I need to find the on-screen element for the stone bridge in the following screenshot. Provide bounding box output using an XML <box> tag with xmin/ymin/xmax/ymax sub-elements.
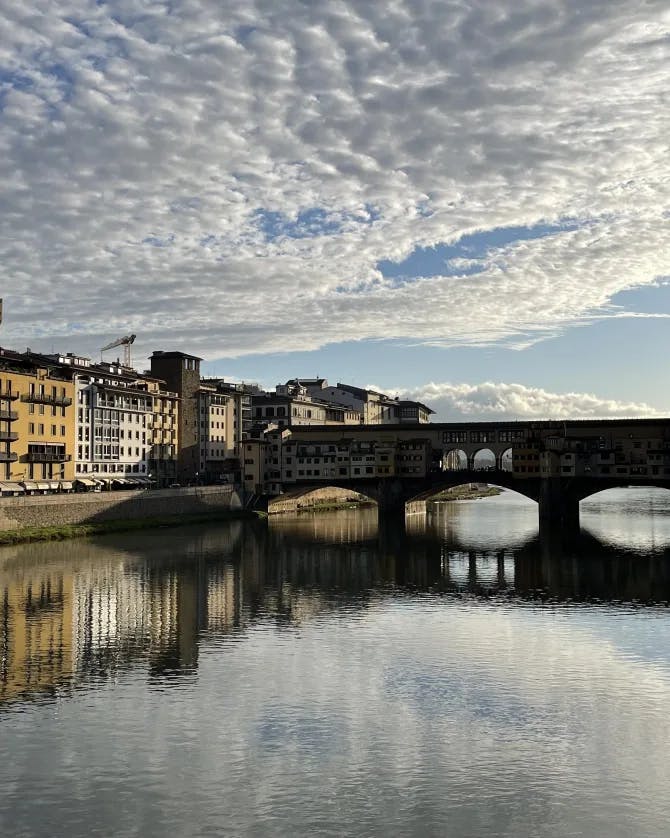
<box><xmin>275</xmin><ymin>469</ymin><xmax>670</xmax><ymax>535</ymax></box>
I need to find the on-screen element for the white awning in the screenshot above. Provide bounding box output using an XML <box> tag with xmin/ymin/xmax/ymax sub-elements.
<box><xmin>35</xmin><ymin>482</ymin><xmax>51</xmax><ymax>490</ymax></box>
<box><xmin>59</xmin><ymin>481</ymin><xmax>74</xmax><ymax>490</ymax></box>
<box><xmin>0</xmin><ymin>481</ymin><xmax>24</xmax><ymax>493</ymax></box>
<box><xmin>21</xmin><ymin>481</ymin><xmax>39</xmax><ymax>490</ymax></box>
<box><xmin>47</xmin><ymin>481</ymin><xmax>60</xmax><ymax>490</ymax></box>
<box><xmin>75</xmin><ymin>478</ymin><xmax>98</xmax><ymax>487</ymax></box>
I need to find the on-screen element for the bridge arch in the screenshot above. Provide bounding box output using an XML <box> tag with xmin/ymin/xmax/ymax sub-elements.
<box><xmin>443</xmin><ymin>448</ymin><xmax>468</xmax><ymax>470</ymax></box>
<box><xmin>406</xmin><ymin>475</ymin><xmax>540</xmax><ymax>514</ymax></box>
<box><xmin>267</xmin><ymin>485</ymin><xmax>377</xmax><ymax>514</ymax></box>
<box><xmin>471</xmin><ymin>448</ymin><xmax>497</xmax><ymax>471</ymax></box>
<box><xmin>501</xmin><ymin>447</ymin><xmax>513</xmax><ymax>472</ymax></box>
<box><xmin>575</xmin><ymin>483</ymin><xmax>670</xmax><ymax>505</ymax></box>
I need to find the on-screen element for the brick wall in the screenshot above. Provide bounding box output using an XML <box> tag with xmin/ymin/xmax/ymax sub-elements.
<box><xmin>0</xmin><ymin>486</ymin><xmax>242</xmax><ymax>531</ymax></box>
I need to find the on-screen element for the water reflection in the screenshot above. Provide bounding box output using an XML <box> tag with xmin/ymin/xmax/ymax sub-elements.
<box><xmin>2</xmin><ymin>493</ymin><xmax>670</xmax><ymax>710</ymax></box>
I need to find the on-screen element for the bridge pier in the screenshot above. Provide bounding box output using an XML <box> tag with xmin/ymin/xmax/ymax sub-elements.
<box><xmin>538</xmin><ymin>477</ymin><xmax>580</xmax><ymax>538</ymax></box>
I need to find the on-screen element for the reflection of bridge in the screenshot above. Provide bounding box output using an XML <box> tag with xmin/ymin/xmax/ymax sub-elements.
<box><xmin>274</xmin><ymin>418</ymin><xmax>670</xmax><ymax>534</ymax></box>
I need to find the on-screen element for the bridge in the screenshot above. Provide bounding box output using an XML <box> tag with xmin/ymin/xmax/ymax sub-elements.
<box><xmin>251</xmin><ymin>417</ymin><xmax>670</xmax><ymax>535</ymax></box>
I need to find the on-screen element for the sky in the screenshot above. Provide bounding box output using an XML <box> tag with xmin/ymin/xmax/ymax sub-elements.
<box><xmin>1</xmin><ymin>0</ymin><xmax>669</xmax><ymax>421</ymax></box>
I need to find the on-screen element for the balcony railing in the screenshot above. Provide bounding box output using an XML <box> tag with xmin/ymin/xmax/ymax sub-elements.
<box><xmin>0</xmin><ymin>431</ymin><xmax>18</xmax><ymax>442</ymax></box>
<box><xmin>0</xmin><ymin>452</ymin><xmax>18</xmax><ymax>462</ymax></box>
<box><xmin>0</xmin><ymin>410</ymin><xmax>18</xmax><ymax>421</ymax></box>
<box><xmin>21</xmin><ymin>393</ymin><xmax>73</xmax><ymax>407</ymax></box>
<box><xmin>26</xmin><ymin>452</ymin><xmax>72</xmax><ymax>462</ymax></box>
<box><xmin>0</xmin><ymin>390</ymin><xmax>19</xmax><ymax>401</ymax></box>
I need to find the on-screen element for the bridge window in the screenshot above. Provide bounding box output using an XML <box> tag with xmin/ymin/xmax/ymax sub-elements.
<box><xmin>470</xmin><ymin>431</ymin><xmax>495</xmax><ymax>443</ymax></box>
<box><xmin>498</xmin><ymin>430</ymin><xmax>525</xmax><ymax>443</ymax></box>
<box><xmin>339</xmin><ymin>467</ymin><xmax>347</xmax><ymax>475</ymax></box>
<box><xmin>443</xmin><ymin>431</ymin><xmax>467</xmax><ymax>443</ymax></box>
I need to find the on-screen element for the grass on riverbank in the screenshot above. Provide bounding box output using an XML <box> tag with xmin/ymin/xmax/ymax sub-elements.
<box><xmin>430</xmin><ymin>486</ymin><xmax>502</xmax><ymax>502</ymax></box>
<box><xmin>280</xmin><ymin>500</ymin><xmax>377</xmax><ymax>515</ymax></box>
<box><xmin>0</xmin><ymin>510</ymin><xmax>258</xmax><ymax>546</ymax></box>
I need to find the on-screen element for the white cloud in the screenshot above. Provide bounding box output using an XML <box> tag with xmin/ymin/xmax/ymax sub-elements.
<box><xmin>395</xmin><ymin>380</ymin><xmax>664</xmax><ymax>421</ymax></box>
<box><xmin>0</xmin><ymin>1</ymin><xmax>669</xmax><ymax>360</ymax></box>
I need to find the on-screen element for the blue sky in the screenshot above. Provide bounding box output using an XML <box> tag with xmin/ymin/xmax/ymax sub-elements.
<box><xmin>1</xmin><ymin>0</ymin><xmax>669</xmax><ymax>420</ymax></box>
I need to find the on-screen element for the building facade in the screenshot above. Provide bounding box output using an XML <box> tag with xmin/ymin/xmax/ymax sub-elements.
<box><xmin>150</xmin><ymin>351</ymin><xmax>202</xmax><ymax>483</ymax></box>
<box><xmin>0</xmin><ymin>349</ymin><xmax>76</xmax><ymax>490</ymax></box>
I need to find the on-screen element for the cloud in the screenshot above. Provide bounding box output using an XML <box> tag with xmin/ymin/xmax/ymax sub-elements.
<box><xmin>394</xmin><ymin>380</ymin><xmax>664</xmax><ymax>421</ymax></box>
<box><xmin>0</xmin><ymin>1</ymin><xmax>669</xmax><ymax>359</ymax></box>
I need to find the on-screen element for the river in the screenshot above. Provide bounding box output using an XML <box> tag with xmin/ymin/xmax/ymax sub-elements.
<box><xmin>2</xmin><ymin>488</ymin><xmax>670</xmax><ymax>837</ymax></box>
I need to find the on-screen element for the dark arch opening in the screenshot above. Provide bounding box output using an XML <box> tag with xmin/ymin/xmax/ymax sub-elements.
<box><xmin>443</xmin><ymin>449</ymin><xmax>468</xmax><ymax>470</ymax></box>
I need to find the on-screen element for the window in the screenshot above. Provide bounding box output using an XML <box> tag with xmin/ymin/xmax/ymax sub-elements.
<box><xmin>470</xmin><ymin>431</ymin><xmax>495</xmax><ymax>443</ymax></box>
<box><xmin>29</xmin><ymin>422</ymin><xmax>35</xmax><ymax>433</ymax></box>
<box><xmin>442</xmin><ymin>431</ymin><xmax>467</xmax><ymax>444</ymax></box>
<box><xmin>61</xmin><ymin>425</ymin><xmax>66</xmax><ymax>436</ymax></box>
<box><xmin>498</xmin><ymin>430</ymin><xmax>525</xmax><ymax>443</ymax></box>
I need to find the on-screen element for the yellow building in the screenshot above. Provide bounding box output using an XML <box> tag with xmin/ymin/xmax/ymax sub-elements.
<box><xmin>0</xmin><ymin>349</ymin><xmax>76</xmax><ymax>488</ymax></box>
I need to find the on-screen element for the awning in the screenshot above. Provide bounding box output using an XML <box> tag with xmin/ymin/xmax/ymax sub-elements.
<box><xmin>21</xmin><ymin>481</ymin><xmax>39</xmax><ymax>490</ymax></box>
<box><xmin>47</xmin><ymin>481</ymin><xmax>60</xmax><ymax>490</ymax></box>
<box><xmin>0</xmin><ymin>481</ymin><xmax>24</xmax><ymax>493</ymax></box>
<box><xmin>75</xmin><ymin>478</ymin><xmax>98</xmax><ymax>487</ymax></box>
<box><xmin>59</xmin><ymin>481</ymin><xmax>73</xmax><ymax>490</ymax></box>
<box><xmin>35</xmin><ymin>482</ymin><xmax>50</xmax><ymax>490</ymax></box>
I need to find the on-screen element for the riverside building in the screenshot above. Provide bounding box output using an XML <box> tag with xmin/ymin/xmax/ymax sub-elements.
<box><xmin>0</xmin><ymin>348</ymin><xmax>75</xmax><ymax>492</ymax></box>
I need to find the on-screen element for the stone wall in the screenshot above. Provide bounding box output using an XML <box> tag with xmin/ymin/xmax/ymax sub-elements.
<box><xmin>0</xmin><ymin>486</ymin><xmax>242</xmax><ymax>532</ymax></box>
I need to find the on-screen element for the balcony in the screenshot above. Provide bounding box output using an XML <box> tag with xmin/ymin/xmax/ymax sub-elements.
<box><xmin>0</xmin><ymin>431</ymin><xmax>18</xmax><ymax>442</ymax></box>
<box><xmin>0</xmin><ymin>410</ymin><xmax>18</xmax><ymax>421</ymax></box>
<box><xmin>26</xmin><ymin>452</ymin><xmax>72</xmax><ymax>463</ymax></box>
<box><xmin>21</xmin><ymin>392</ymin><xmax>73</xmax><ymax>407</ymax></box>
<box><xmin>0</xmin><ymin>452</ymin><xmax>18</xmax><ymax>462</ymax></box>
<box><xmin>0</xmin><ymin>390</ymin><xmax>19</xmax><ymax>400</ymax></box>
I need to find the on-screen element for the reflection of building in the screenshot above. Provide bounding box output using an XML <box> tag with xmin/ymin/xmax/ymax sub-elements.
<box><xmin>0</xmin><ymin>552</ymin><xmax>217</xmax><ymax>704</ymax></box>
<box><xmin>0</xmin><ymin>569</ymin><xmax>75</xmax><ymax>703</ymax></box>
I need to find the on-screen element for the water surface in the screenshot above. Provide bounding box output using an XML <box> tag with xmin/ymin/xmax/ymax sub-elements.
<box><xmin>2</xmin><ymin>489</ymin><xmax>670</xmax><ymax>837</ymax></box>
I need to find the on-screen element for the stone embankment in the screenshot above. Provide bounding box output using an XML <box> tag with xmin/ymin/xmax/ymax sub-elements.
<box><xmin>0</xmin><ymin>486</ymin><xmax>242</xmax><ymax>535</ymax></box>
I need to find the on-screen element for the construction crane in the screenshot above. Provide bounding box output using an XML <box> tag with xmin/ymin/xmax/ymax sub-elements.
<box><xmin>100</xmin><ymin>334</ymin><xmax>136</xmax><ymax>368</ymax></box>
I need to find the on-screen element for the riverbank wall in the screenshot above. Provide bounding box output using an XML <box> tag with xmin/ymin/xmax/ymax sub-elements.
<box><xmin>0</xmin><ymin>486</ymin><xmax>243</xmax><ymax>533</ymax></box>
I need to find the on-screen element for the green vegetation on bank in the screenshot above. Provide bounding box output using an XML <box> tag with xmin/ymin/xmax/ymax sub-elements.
<box><xmin>292</xmin><ymin>500</ymin><xmax>376</xmax><ymax>514</ymax></box>
<box><xmin>430</xmin><ymin>485</ymin><xmax>502</xmax><ymax>502</ymax></box>
<box><xmin>0</xmin><ymin>510</ymin><xmax>258</xmax><ymax>546</ymax></box>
